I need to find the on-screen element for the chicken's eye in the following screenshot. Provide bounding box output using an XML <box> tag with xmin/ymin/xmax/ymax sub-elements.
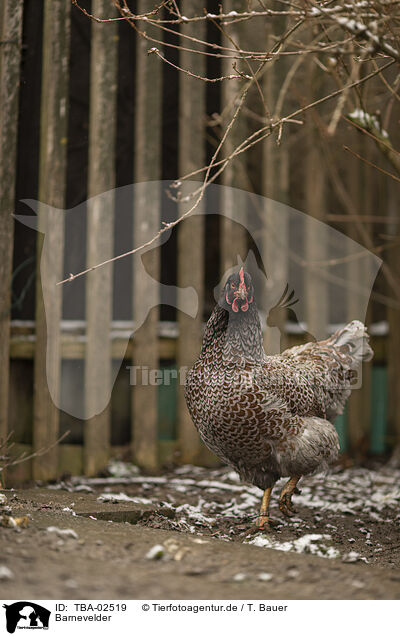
<box><xmin>230</xmin><ymin>283</ymin><xmax>236</xmax><ymax>289</ymax></box>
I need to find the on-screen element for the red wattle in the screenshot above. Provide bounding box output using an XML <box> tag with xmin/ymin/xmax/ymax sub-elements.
<box><xmin>241</xmin><ymin>299</ymin><xmax>249</xmax><ymax>312</ymax></box>
<box><xmin>232</xmin><ymin>298</ymin><xmax>239</xmax><ymax>312</ymax></box>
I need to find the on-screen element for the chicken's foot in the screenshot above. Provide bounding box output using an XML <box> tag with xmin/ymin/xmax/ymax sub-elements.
<box><xmin>254</xmin><ymin>487</ymin><xmax>272</xmax><ymax>530</ymax></box>
<box><xmin>279</xmin><ymin>476</ymin><xmax>300</xmax><ymax>517</ymax></box>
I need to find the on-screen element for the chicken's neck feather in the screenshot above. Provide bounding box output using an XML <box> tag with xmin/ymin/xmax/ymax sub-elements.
<box><xmin>201</xmin><ymin>301</ymin><xmax>266</xmax><ymax>364</ymax></box>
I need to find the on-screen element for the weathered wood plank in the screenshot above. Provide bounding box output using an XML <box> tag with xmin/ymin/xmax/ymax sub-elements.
<box><xmin>176</xmin><ymin>0</ymin><xmax>206</xmax><ymax>464</ymax></box>
<box><xmin>0</xmin><ymin>0</ymin><xmax>23</xmax><ymax>448</ymax></box>
<box><xmin>131</xmin><ymin>1</ymin><xmax>162</xmax><ymax>471</ymax></box>
<box><xmin>10</xmin><ymin>329</ymin><xmax>178</xmax><ymax>360</ymax></box>
<box><xmin>385</xmin><ymin>170</ymin><xmax>400</xmax><ymax>455</ymax></box>
<box><xmin>33</xmin><ymin>0</ymin><xmax>70</xmax><ymax>480</ymax></box>
<box><xmin>84</xmin><ymin>0</ymin><xmax>118</xmax><ymax>476</ymax></box>
<box><xmin>346</xmin><ymin>136</ymin><xmax>372</xmax><ymax>456</ymax></box>
<box><xmin>261</xmin><ymin>16</ymin><xmax>289</xmax><ymax>355</ymax></box>
<box><xmin>304</xmin><ymin>61</ymin><xmax>328</xmax><ymax>340</ymax></box>
<box><xmin>220</xmin><ymin>0</ymin><xmax>248</xmax><ymax>275</ymax></box>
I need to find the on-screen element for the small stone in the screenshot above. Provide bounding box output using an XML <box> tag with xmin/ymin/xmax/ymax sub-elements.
<box><xmin>64</xmin><ymin>578</ymin><xmax>78</xmax><ymax>589</ymax></box>
<box><xmin>145</xmin><ymin>544</ymin><xmax>165</xmax><ymax>560</ymax></box>
<box><xmin>258</xmin><ymin>572</ymin><xmax>273</xmax><ymax>582</ymax></box>
<box><xmin>14</xmin><ymin>516</ymin><xmax>29</xmax><ymax>528</ymax></box>
<box><xmin>0</xmin><ymin>565</ymin><xmax>13</xmax><ymax>580</ymax></box>
<box><xmin>287</xmin><ymin>568</ymin><xmax>300</xmax><ymax>579</ymax></box>
<box><xmin>351</xmin><ymin>579</ymin><xmax>365</xmax><ymax>589</ymax></box>
<box><xmin>1</xmin><ymin>516</ymin><xmax>17</xmax><ymax>528</ymax></box>
<box><xmin>233</xmin><ymin>572</ymin><xmax>247</xmax><ymax>582</ymax></box>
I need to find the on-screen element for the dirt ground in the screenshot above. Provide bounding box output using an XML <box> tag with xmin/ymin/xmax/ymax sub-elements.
<box><xmin>0</xmin><ymin>462</ymin><xmax>399</xmax><ymax>600</ymax></box>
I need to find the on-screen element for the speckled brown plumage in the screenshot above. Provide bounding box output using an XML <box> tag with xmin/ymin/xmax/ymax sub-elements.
<box><xmin>185</xmin><ymin>269</ymin><xmax>373</xmax><ymax>501</ymax></box>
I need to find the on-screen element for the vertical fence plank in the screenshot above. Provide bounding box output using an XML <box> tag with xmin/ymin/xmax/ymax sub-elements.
<box><xmin>33</xmin><ymin>0</ymin><xmax>70</xmax><ymax>480</ymax></box>
<box><xmin>304</xmin><ymin>62</ymin><xmax>328</xmax><ymax>340</ymax></box>
<box><xmin>177</xmin><ymin>0</ymin><xmax>206</xmax><ymax>463</ymax></box>
<box><xmin>0</xmin><ymin>0</ymin><xmax>23</xmax><ymax>449</ymax></box>
<box><xmin>387</xmin><ymin>175</ymin><xmax>400</xmax><ymax>456</ymax></box>
<box><xmin>346</xmin><ymin>137</ymin><xmax>372</xmax><ymax>456</ymax></box>
<box><xmin>261</xmin><ymin>18</ymin><xmax>289</xmax><ymax>355</ymax></box>
<box><xmin>84</xmin><ymin>0</ymin><xmax>118</xmax><ymax>475</ymax></box>
<box><xmin>220</xmin><ymin>0</ymin><xmax>248</xmax><ymax>275</ymax></box>
<box><xmin>131</xmin><ymin>1</ymin><xmax>162</xmax><ymax>471</ymax></box>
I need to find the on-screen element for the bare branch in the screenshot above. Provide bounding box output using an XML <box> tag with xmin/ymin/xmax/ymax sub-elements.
<box><xmin>0</xmin><ymin>430</ymin><xmax>70</xmax><ymax>472</ymax></box>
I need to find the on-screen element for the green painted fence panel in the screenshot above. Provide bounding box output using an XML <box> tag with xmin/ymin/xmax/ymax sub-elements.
<box><xmin>157</xmin><ymin>362</ymin><xmax>178</xmax><ymax>440</ymax></box>
<box><xmin>370</xmin><ymin>365</ymin><xmax>387</xmax><ymax>454</ymax></box>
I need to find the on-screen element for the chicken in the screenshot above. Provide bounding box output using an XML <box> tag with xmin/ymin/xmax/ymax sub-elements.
<box><xmin>185</xmin><ymin>267</ymin><xmax>373</xmax><ymax>529</ymax></box>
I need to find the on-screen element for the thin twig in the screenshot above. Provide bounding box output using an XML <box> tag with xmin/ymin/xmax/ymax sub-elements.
<box><xmin>0</xmin><ymin>431</ymin><xmax>70</xmax><ymax>471</ymax></box>
<box><xmin>57</xmin><ymin>56</ymin><xmax>395</xmax><ymax>286</ymax></box>
<box><xmin>343</xmin><ymin>145</ymin><xmax>400</xmax><ymax>183</ymax></box>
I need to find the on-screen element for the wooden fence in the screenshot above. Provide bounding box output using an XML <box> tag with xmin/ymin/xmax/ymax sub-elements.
<box><xmin>0</xmin><ymin>0</ymin><xmax>398</xmax><ymax>485</ymax></box>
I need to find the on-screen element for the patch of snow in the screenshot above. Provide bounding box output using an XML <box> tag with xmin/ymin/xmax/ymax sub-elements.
<box><xmin>170</xmin><ymin>478</ymin><xmax>197</xmax><ymax>487</ymax></box>
<box><xmin>175</xmin><ymin>500</ymin><xmax>215</xmax><ymax>526</ymax></box>
<box><xmin>197</xmin><ymin>479</ymin><xmax>254</xmax><ymax>493</ymax></box>
<box><xmin>248</xmin><ymin>533</ymin><xmax>340</xmax><ymax>559</ymax></box>
<box><xmin>62</xmin><ymin>507</ymin><xmax>76</xmax><ymax>516</ymax></box>
<box><xmin>223</xmin><ymin>471</ymin><xmax>241</xmax><ymax>482</ymax></box>
<box><xmin>73</xmin><ymin>484</ymin><xmax>94</xmax><ymax>493</ymax></box>
<box><xmin>107</xmin><ymin>460</ymin><xmax>140</xmax><ymax>478</ymax></box>
<box><xmin>174</xmin><ymin>464</ymin><xmax>203</xmax><ymax>475</ymax></box>
<box><xmin>348</xmin><ymin>109</ymin><xmax>389</xmax><ymax>139</ymax></box>
<box><xmin>342</xmin><ymin>551</ymin><xmax>362</xmax><ymax>563</ymax></box>
<box><xmin>97</xmin><ymin>492</ymin><xmax>152</xmax><ymax>504</ymax></box>
<box><xmin>47</xmin><ymin>526</ymin><xmax>78</xmax><ymax>540</ymax></box>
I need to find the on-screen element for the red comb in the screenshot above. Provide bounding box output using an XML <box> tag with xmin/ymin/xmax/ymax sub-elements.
<box><xmin>239</xmin><ymin>267</ymin><xmax>244</xmax><ymax>285</ymax></box>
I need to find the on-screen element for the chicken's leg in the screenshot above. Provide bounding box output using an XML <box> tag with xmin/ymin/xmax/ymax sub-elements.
<box><xmin>255</xmin><ymin>487</ymin><xmax>272</xmax><ymax>530</ymax></box>
<box><xmin>279</xmin><ymin>476</ymin><xmax>300</xmax><ymax>517</ymax></box>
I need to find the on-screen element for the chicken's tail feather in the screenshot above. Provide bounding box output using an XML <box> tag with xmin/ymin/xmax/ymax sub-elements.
<box><xmin>327</xmin><ymin>320</ymin><xmax>373</xmax><ymax>367</ymax></box>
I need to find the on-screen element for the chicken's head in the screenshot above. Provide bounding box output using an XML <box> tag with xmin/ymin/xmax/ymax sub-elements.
<box><xmin>222</xmin><ymin>267</ymin><xmax>254</xmax><ymax>313</ymax></box>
